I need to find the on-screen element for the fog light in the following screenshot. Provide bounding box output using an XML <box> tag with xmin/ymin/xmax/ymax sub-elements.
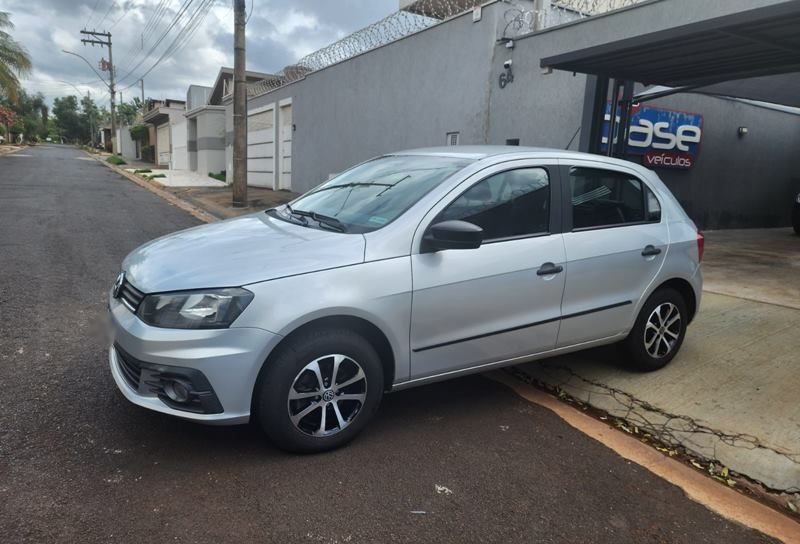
<box><xmin>164</xmin><ymin>380</ymin><xmax>191</xmax><ymax>403</ymax></box>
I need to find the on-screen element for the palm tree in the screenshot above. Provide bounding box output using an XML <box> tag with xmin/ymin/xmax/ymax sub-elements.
<box><xmin>0</xmin><ymin>12</ymin><xmax>31</xmax><ymax>103</ymax></box>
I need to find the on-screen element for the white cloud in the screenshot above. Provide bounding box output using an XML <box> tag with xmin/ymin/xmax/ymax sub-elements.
<box><xmin>6</xmin><ymin>0</ymin><xmax>398</xmax><ymax>105</ymax></box>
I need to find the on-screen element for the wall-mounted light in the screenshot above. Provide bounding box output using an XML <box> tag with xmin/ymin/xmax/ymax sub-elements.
<box><xmin>738</xmin><ymin>127</ymin><xmax>749</xmax><ymax>137</ymax></box>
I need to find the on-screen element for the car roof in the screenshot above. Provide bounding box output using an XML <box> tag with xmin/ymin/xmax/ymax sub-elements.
<box><xmin>389</xmin><ymin>145</ymin><xmax>645</xmax><ymax>171</ymax></box>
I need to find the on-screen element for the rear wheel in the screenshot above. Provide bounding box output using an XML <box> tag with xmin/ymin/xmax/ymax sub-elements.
<box><xmin>255</xmin><ymin>327</ymin><xmax>384</xmax><ymax>453</ymax></box>
<box><xmin>620</xmin><ymin>288</ymin><xmax>687</xmax><ymax>372</ymax></box>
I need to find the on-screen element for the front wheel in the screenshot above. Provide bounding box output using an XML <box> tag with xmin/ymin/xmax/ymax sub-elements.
<box><xmin>620</xmin><ymin>288</ymin><xmax>688</xmax><ymax>372</ymax></box>
<box><xmin>255</xmin><ymin>327</ymin><xmax>384</xmax><ymax>453</ymax></box>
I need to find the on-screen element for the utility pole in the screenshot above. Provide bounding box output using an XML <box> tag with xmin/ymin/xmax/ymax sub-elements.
<box><xmin>140</xmin><ymin>79</ymin><xmax>145</xmax><ymax>111</ymax></box>
<box><xmin>87</xmin><ymin>90</ymin><xmax>94</xmax><ymax>147</ymax></box>
<box><xmin>80</xmin><ymin>29</ymin><xmax>116</xmax><ymax>154</ymax></box>
<box><xmin>232</xmin><ymin>0</ymin><xmax>248</xmax><ymax>207</ymax></box>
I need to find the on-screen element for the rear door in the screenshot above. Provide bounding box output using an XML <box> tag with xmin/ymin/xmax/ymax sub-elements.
<box><xmin>556</xmin><ymin>160</ymin><xmax>668</xmax><ymax>347</ymax></box>
<box><xmin>409</xmin><ymin>160</ymin><xmax>566</xmax><ymax>379</ymax></box>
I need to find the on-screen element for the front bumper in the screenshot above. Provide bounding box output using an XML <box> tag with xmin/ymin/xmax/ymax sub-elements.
<box><xmin>108</xmin><ymin>295</ymin><xmax>281</xmax><ymax>425</ymax></box>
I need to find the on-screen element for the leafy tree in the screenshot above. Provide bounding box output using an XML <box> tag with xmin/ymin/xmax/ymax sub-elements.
<box><xmin>52</xmin><ymin>95</ymin><xmax>84</xmax><ymax>142</ymax></box>
<box><xmin>0</xmin><ymin>104</ymin><xmax>17</xmax><ymax>142</ymax></box>
<box><xmin>0</xmin><ymin>12</ymin><xmax>31</xmax><ymax>102</ymax></box>
<box><xmin>3</xmin><ymin>90</ymin><xmax>48</xmax><ymax>141</ymax></box>
<box><xmin>81</xmin><ymin>94</ymin><xmax>100</xmax><ymax>143</ymax></box>
<box><xmin>116</xmin><ymin>97</ymin><xmax>143</xmax><ymax>126</ymax></box>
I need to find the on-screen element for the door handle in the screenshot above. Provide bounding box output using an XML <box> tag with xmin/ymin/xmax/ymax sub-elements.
<box><xmin>641</xmin><ymin>245</ymin><xmax>662</xmax><ymax>257</ymax></box>
<box><xmin>537</xmin><ymin>262</ymin><xmax>564</xmax><ymax>276</ymax></box>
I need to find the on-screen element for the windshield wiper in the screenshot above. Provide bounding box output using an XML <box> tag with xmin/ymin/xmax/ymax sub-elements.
<box><xmin>268</xmin><ymin>205</ymin><xmax>309</xmax><ymax>227</ymax></box>
<box><xmin>292</xmin><ymin>209</ymin><xmax>348</xmax><ymax>232</ymax></box>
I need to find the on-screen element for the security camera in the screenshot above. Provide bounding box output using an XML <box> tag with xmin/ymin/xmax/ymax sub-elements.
<box><xmin>503</xmin><ymin>59</ymin><xmax>513</xmax><ymax>69</ymax></box>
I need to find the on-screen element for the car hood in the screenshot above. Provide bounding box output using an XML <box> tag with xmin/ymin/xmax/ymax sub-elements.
<box><xmin>122</xmin><ymin>213</ymin><xmax>365</xmax><ymax>293</ymax></box>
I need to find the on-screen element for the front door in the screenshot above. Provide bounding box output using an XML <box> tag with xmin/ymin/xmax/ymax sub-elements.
<box><xmin>556</xmin><ymin>160</ymin><xmax>668</xmax><ymax>347</ymax></box>
<box><xmin>410</xmin><ymin>162</ymin><xmax>566</xmax><ymax>380</ymax></box>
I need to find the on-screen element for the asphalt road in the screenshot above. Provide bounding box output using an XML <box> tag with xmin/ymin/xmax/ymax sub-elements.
<box><xmin>0</xmin><ymin>145</ymin><xmax>777</xmax><ymax>543</ymax></box>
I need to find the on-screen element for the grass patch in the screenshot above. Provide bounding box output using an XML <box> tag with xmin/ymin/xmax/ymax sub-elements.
<box><xmin>209</xmin><ymin>171</ymin><xmax>226</xmax><ymax>182</ymax></box>
<box><xmin>149</xmin><ymin>173</ymin><xmax>166</xmax><ymax>179</ymax></box>
<box><xmin>134</xmin><ymin>168</ymin><xmax>152</xmax><ymax>174</ymax></box>
<box><xmin>106</xmin><ymin>155</ymin><xmax>126</xmax><ymax>166</ymax></box>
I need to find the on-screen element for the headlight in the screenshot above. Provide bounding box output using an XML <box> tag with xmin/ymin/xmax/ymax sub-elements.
<box><xmin>138</xmin><ymin>288</ymin><xmax>254</xmax><ymax>329</ymax></box>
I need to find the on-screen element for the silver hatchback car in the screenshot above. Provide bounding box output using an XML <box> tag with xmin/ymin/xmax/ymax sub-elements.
<box><xmin>109</xmin><ymin>147</ymin><xmax>703</xmax><ymax>452</ymax></box>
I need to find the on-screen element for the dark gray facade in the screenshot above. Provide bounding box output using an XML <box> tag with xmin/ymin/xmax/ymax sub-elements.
<box><xmin>235</xmin><ymin>0</ymin><xmax>800</xmax><ymax>228</ymax></box>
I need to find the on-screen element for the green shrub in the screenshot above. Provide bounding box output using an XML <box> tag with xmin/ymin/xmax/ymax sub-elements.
<box><xmin>134</xmin><ymin>168</ymin><xmax>152</xmax><ymax>174</ymax></box>
<box><xmin>106</xmin><ymin>155</ymin><xmax>126</xmax><ymax>166</ymax></box>
<box><xmin>149</xmin><ymin>174</ymin><xmax>166</xmax><ymax>179</ymax></box>
<box><xmin>209</xmin><ymin>170</ymin><xmax>226</xmax><ymax>182</ymax></box>
<box><xmin>129</xmin><ymin>124</ymin><xmax>149</xmax><ymax>144</ymax></box>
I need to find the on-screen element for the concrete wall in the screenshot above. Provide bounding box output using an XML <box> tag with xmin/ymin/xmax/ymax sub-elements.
<box><xmin>230</xmin><ymin>3</ymin><xmax>501</xmax><ymax>192</ymax></box>
<box><xmin>187</xmin><ymin>117</ymin><xmax>198</xmax><ymax>171</ymax></box>
<box><xmin>187</xmin><ymin>85</ymin><xmax>212</xmax><ymax>111</ymax></box>
<box><xmin>195</xmin><ymin>108</ymin><xmax>226</xmax><ymax>176</ymax></box>
<box><xmin>115</xmin><ymin>125</ymin><xmax>137</xmax><ymax>161</ymax></box>
<box><xmin>228</xmin><ymin>0</ymin><xmax>799</xmax><ymax>227</ymax></box>
<box><xmin>171</xmin><ymin>118</ymin><xmax>188</xmax><ymax>170</ymax></box>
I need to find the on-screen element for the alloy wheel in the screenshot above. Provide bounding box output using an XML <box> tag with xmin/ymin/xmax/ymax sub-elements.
<box><xmin>287</xmin><ymin>354</ymin><xmax>367</xmax><ymax>437</ymax></box>
<box><xmin>644</xmin><ymin>302</ymin><xmax>682</xmax><ymax>359</ymax></box>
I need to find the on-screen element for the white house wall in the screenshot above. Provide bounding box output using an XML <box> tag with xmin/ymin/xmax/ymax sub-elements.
<box><xmin>171</xmin><ymin>118</ymin><xmax>188</xmax><ymax>170</ymax></box>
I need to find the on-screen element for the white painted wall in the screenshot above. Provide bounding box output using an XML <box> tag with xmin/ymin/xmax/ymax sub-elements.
<box><xmin>156</xmin><ymin>123</ymin><xmax>171</xmax><ymax>166</ymax></box>
<box><xmin>171</xmin><ymin>119</ymin><xmax>188</xmax><ymax>170</ymax></box>
<box><xmin>115</xmin><ymin>126</ymin><xmax>137</xmax><ymax>161</ymax></box>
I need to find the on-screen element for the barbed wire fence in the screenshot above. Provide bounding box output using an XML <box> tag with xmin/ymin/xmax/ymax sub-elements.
<box><xmin>502</xmin><ymin>0</ymin><xmax>647</xmax><ymax>37</ymax></box>
<box><xmin>244</xmin><ymin>0</ymin><xmax>647</xmax><ymax>99</ymax></box>
<box><xmin>242</xmin><ymin>0</ymin><xmax>484</xmax><ymax>98</ymax></box>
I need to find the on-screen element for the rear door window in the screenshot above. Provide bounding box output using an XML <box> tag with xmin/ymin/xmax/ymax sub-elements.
<box><xmin>569</xmin><ymin>167</ymin><xmax>650</xmax><ymax>230</ymax></box>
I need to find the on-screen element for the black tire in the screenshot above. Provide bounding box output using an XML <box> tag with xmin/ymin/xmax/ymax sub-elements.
<box><xmin>255</xmin><ymin>327</ymin><xmax>384</xmax><ymax>453</ymax></box>
<box><xmin>620</xmin><ymin>288</ymin><xmax>688</xmax><ymax>372</ymax></box>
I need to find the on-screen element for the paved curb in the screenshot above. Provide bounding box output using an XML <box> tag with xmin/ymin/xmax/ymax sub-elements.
<box><xmin>0</xmin><ymin>144</ymin><xmax>28</xmax><ymax>156</ymax></box>
<box><xmin>86</xmin><ymin>151</ymin><xmax>219</xmax><ymax>224</ymax></box>
<box><xmin>491</xmin><ymin>371</ymin><xmax>800</xmax><ymax>543</ymax></box>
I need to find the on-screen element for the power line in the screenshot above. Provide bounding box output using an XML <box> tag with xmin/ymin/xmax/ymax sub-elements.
<box><xmin>116</xmin><ymin>0</ymin><xmax>172</xmax><ymax>68</ymax></box>
<box><xmin>95</xmin><ymin>1</ymin><xmax>118</xmax><ymax>30</ymax></box>
<box><xmin>120</xmin><ymin>0</ymin><xmax>215</xmax><ymax>90</ymax></box>
<box><xmin>115</xmin><ymin>0</ymin><xmax>197</xmax><ymax>85</ymax></box>
<box><xmin>116</xmin><ymin>0</ymin><xmax>192</xmax><ymax>76</ymax></box>
<box><xmin>85</xmin><ymin>0</ymin><xmax>103</xmax><ymax>29</ymax></box>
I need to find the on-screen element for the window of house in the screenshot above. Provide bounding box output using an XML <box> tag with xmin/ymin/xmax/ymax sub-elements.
<box><xmin>438</xmin><ymin>168</ymin><xmax>550</xmax><ymax>241</ymax></box>
<box><xmin>569</xmin><ymin>167</ymin><xmax>652</xmax><ymax>230</ymax></box>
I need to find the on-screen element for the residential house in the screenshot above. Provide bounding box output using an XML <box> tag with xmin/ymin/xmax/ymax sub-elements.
<box><xmin>142</xmin><ymin>98</ymin><xmax>187</xmax><ymax>168</ymax></box>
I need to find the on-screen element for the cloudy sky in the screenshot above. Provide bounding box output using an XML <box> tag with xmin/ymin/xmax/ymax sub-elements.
<box><xmin>4</xmin><ymin>0</ymin><xmax>398</xmax><ymax>106</ymax></box>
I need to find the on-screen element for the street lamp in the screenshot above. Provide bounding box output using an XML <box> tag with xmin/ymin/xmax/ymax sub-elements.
<box><xmin>62</xmin><ymin>49</ymin><xmax>116</xmax><ymax>153</ymax></box>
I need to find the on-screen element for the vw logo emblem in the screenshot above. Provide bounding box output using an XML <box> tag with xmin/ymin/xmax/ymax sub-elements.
<box><xmin>112</xmin><ymin>272</ymin><xmax>125</xmax><ymax>299</ymax></box>
<box><xmin>322</xmin><ymin>390</ymin><xmax>335</xmax><ymax>402</ymax></box>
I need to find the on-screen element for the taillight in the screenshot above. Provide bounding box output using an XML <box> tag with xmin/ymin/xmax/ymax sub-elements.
<box><xmin>696</xmin><ymin>231</ymin><xmax>705</xmax><ymax>262</ymax></box>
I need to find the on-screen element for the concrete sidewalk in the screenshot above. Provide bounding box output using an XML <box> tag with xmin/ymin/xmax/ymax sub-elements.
<box><xmin>123</xmin><ymin>168</ymin><xmax>227</xmax><ymax>188</ymax></box>
<box><xmin>513</xmin><ymin>292</ymin><xmax>800</xmax><ymax>495</ymax></box>
<box><xmin>703</xmin><ymin>228</ymin><xmax>800</xmax><ymax>309</ymax></box>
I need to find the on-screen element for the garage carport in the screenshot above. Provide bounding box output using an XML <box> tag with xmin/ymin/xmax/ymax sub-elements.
<box><xmin>539</xmin><ymin>0</ymin><xmax>800</xmax><ymax>157</ymax></box>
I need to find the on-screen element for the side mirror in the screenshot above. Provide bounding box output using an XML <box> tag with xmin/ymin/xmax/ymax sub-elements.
<box><xmin>423</xmin><ymin>220</ymin><xmax>484</xmax><ymax>252</ymax></box>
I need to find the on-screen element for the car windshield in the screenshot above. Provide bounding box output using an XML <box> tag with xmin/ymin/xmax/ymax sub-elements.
<box><xmin>280</xmin><ymin>155</ymin><xmax>472</xmax><ymax>233</ymax></box>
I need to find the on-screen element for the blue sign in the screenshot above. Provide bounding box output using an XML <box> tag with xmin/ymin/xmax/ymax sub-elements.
<box><xmin>602</xmin><ymin>105</ymin><xmax>704</xmax><ymax>169</ymax></box>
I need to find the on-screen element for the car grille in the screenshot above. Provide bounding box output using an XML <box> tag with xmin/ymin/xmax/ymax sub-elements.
<box><xmin>115</xmin><ymin>346</ymin><xmax>142</xmax><ymax>390</ymax></box>
<box><xmin>119</xmin><ymin>279</ymin><xmax>145</xmax><ymax>312</ymax></box>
